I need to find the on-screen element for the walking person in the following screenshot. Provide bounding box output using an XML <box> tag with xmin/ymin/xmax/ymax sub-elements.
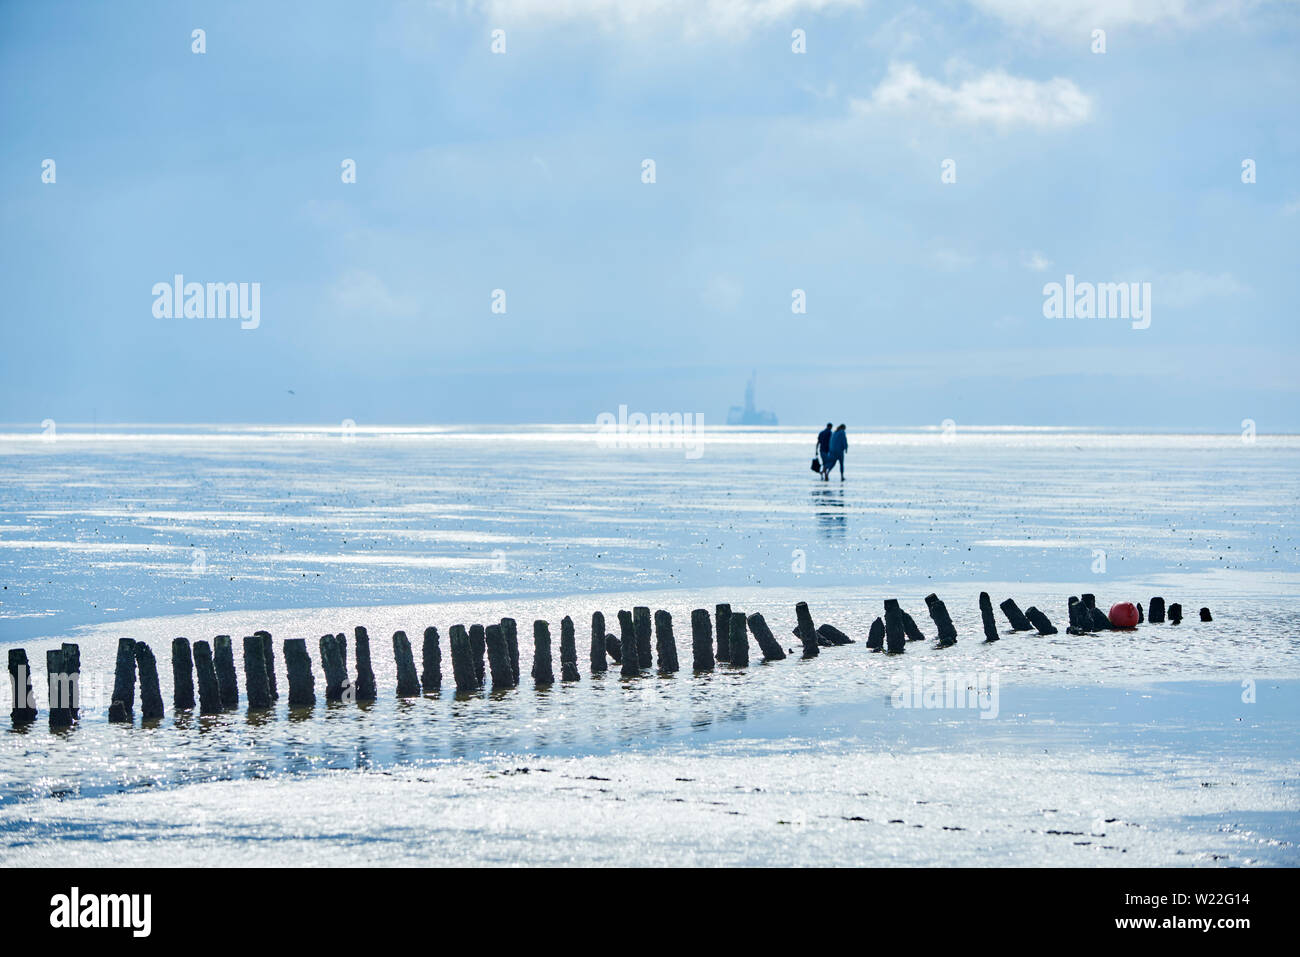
<box><xmin>815</xmin><ymin>422</ymin><xmax>833</xmax><ymax>481</ymax></box>
<box><xmin>823</xmin><ymin>424</ymin><xmax>848</xmax><ymax>481</ymax></box>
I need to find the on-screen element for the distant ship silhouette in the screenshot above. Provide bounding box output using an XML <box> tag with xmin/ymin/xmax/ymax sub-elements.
<box><xmin>727</xmin><ymin>371</ymin><xmax>778</xmax><ymax>426</ymax></box>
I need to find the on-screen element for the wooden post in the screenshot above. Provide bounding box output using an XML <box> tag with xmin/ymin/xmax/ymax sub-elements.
<box><xmin>1200</xmin><ymin>607</ymin><xmax>1212</xmax><ymax>622</ymax></box>
<box><xmin>1136</xmin><ymin>603</ymin><xmax>1144</xmax><ymax>624</ymax></box>
<box><xmin>979</xmin><ymin>592</ymin><xmax>999</xmax><ymax>642</ymax></box>
<box><xmin>254</xmin><ymin>631</ymin><xmax>277</xmax><ymax>700</ymax></box>
<box><xmin>193</xmin><ymin>640</ymin><xmax>222</xmax><ymax>714</ymax></box>
<box><xmin>866</xmin><ymin>617</ymin><xmax>885</xmax><ymax>651</ymax></box>
<box><xmin>618</xmin><ymin>611</ymin><xmax>640</xmax><ymax>677</ymax></box>
<box><xmin>590</xmin><ymin>612</ymin><xmax>608</xmax><ymax>673</ymax></box>
<box><xmin>393</xmin><ymin>631</ymin><xmax>421</xmax><ymax>696</ymax></box>
<box><xmin>111</xmin><ymin>637</ymin><xmax>137</xmax><ymax>718</ymax></box>
<box><xmin>559</xmin><ymin>616</ymin><xmax>582</xmax><ymax>681</ymax></box>
<box><xmin>469</xmin><ymin>625</ymin><xmax>487</xmax><ymax>686</ymax></box>
<box><xmin>501</xmin><ymin>618</ymin><xmax>520</xmax><ymax>684</ymax></box>
<box><xmin>728</xmin><ymin>612</ymin><xmax>750</xmax><ymax>667</ymax></box>
<box><xmin>60</xmin><ymin>643</ymin><xmax>80</xmax><ymax>719</ymax></box>
<box><xmin>283</xmin><ymin>638</ymin><xmax>316</xmax><ymax>708</ymax></box>
<box><xmin>901</xmin><ymin>613</ymin><xmax>925</xmax><ymax>643</ymax></box>
<box><xmin>319</xmin><ymin>634</ymin><xmax>348</xmax><ymax>702</ymax></box>
<box><xmin>172</xmin><ymin>638</ymin><xmax>195</xmax><ymax>711</ymax></box>
<box><xmin>448</xmin><ymin>625</ymin><xmax>480</xmax><ymax>692</ymax></box>
<box><xmin>421</xmin><ymin>626</ymin><xmax>442</xmax><ymax>692</ymax></box>
<box><xmin>999</xmin><ymin>599</ymin><xmax>1033</xmax><ymax>632</ymax></box>
<box><xmin>653</xmin><ymin>611</ymin><xmax>679</xmax><ymax>673</ymax></box>
<box><xmin>794</xmin><ymin>602</ymin><xmax>820</xmax><ymax>658</ymax></box>
<box><xmin>133</xmin><ymin>642</ymin><xmax>164</xmax><ymax>720</ymax></box>
<box><xmin>1024</xmin><ymin>607</ymin><xmax>1058</xmax><ymax>635</ymax></box>
<box><xmin>213</xmin><ymin>635</ymin><xmax>239</xmax><ymax>708</ymax></box>
<box><xmin>242</xmin><ymin>636</ymin><xmax>272</xmax><ymax>709</ymax></box>
<box><xmin>486</xmin><ymin>623</ymin><xmax>516</xmax><ymax>688</ymax></box>
<box><xmin>816</xmin><ymin>624</ymin><xmax>854</xmax><ymax>646</ymax></box>
<box><xmin>354</xmin><ymin>626</ymin><xmax>377</xmax><ymax>701</ymax></box>
<box><xmin>1168</xmin><ymin>603</ymin><xmax>1183</xmax><ymax>624</ymax></box>
<box><xmin>605</xmin><ymin>633</ymin><xmax>623</xmax><ymax>664</ymax></box>
<box><xmin>1149</xmin><ymin>597</ymin><xmax>1166</xmax><ymax>624</ymax></box>
<box><xmin>925</xmin><ymin>594</ymin><xmax>958</xmax><ymax>647</ymax></box>
<box><xmin>532</xmin><ymin>620</ymin><xmax>555</xmax><ymax>685</ymax></box>
<box><xmin>746</xmin><ymin>613</ymin><xmax>786</xmax><ymax>661</ymax></box>
<box><xmin>632</xmin><ymin>607</ymin><xmax>653</xmax><ymax>669</ymax></box>
<box><xmin>8</xmin><ymin>649</ymin><xmax>37</xmax><ymax>723</ymax></box>
<box><xmin>691</xmin><ymin>609</ymin><xmax>715</xmax><ymax>671</ymax></box>
<box><xmin>47</xmin><ymin>649</ymin><xmax>73</xmax><ymax>728</ymax></box>
<box><xmin>714</xmin><ymin>603</ymin><xmax>732</xmax><ymax>662</ymax></box>
<box><xmin>883</xmin><ymin>600</ymin><xmax>906</xmax><ymax>654</ymax></box>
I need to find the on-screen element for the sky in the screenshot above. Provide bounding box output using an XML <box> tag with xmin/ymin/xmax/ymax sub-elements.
<box><xmin>1</xmin><ymin>0</ymin><xmax>1297</xmax><ymax>429</ymax></box>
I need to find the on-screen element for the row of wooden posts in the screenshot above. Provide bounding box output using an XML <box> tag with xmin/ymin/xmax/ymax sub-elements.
<box><xmin>6</xmin><ymin>592</ymin><xmax>1210</xmax><ymax>726</ymax></box>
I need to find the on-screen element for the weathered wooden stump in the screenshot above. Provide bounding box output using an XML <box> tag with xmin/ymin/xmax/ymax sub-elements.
<box><xmin>533</xmin><ymin>620</ymin><xmax>555</xmax><ymax>685</ymax></box>
<box><xmin>1087</xmin><ymin>603</ymin><xmax>1112</xmax><ymax>631</ymax></box>
<box><xmin>866</xmin><ymin>616</ymin><xmax>885</xmax><ymax>652</ymax></box>
<box><xmin>560</xmin><ymin>616</ymin><xmax>581</xmax><ymax>681</ymax></box>
<box><xmin>794</xmin><ymin>602</ymin><xmax>820</xmax><ymax>658</ymax></box>
<box><xmin>170</xmin><ymin>637</ymin><xmax>195</xmax><ymax>712</ymax></box>
<box><xmin>590</xmin><ymin>612</ymin><xmax>608</xmax><ymax>673</ymax></box>
<box><xmin>1168</xmin><ymin>603</ymin><xmax>1183</xmax><ymax>624</ymax></box>
<box><xmin>653</xmin><ymin>611</ymin><xmax>679</xmax><ymax>673</ymax></box>
<box><xmin>817</xmin><ymin>623</ymin><xmax>854</xmax><ymax>646</ymax></box>
<box><xmin>448</xmin><ymin>625</ymin><xmax>480</xmax><ymax>692</ymax></box>
<box><xmin>501</xmin><ymin>618</ymin><xmax>520</xmax><ymax>684</ymax></box>
<box><xmin>242</xmin><ymin>636</ymin><xmax>271</xmax><ymax>709</ymax></box>
<box><xmin>421</xmin><ymin>626</ymin><xmax>442</xmax><ymax>692</ymax></box>
<box><xmin>1149</xmin><ymin>596</ymin><xmax>1165</xmax><ymax>624</ymax></box>
<box><xmin>8</xmin><ymin>649</ymin><xmax>37</xmax><ymax>723</ymax></box>
<box><xmin>632</xmin><ymin>607</ymin><xmax>653</xmax><ymax>669</ymax></box>
<box><xmin>283</xmin><ymin>638</ymin><xmax>315</xmax><ymax>707</ymax></box>
<box><xmin>747</xmin><ymin>613</ymin><xmax>786</xmax><ymax>661</ymax></box>
<box><xmin>1067</xmin><ymin>596</ymin><xmax>1083</xmax><ymax>631</ymax></box>
<box><xmin>336</xmin><ymin>633</ymin><xmax>348</xmax><ymax>673</ymax></box>
<box><xmin>883</xmin><ymin>600</ymin><xmax>906</xmax><ymax>654</ymax></box>
<box><xmin>213</xmin><ymin>635</ymin><xmax>239</xmax><ymax>708</ymax></box>
<box><xmin>393</xmin><ymin>630</ymin><xmax>421</xmax><ymax>696</ymax></box>
<box><xmin>1024</xmin><ymin>607</ymin><xmax>1057</xmax><ymax>635</ymax></box>
<box><xmin>691</xmin><ymin>609</ymin><xmax>715</xmax><ymax>671</ymax></box>
<box><xmin>318</xmin><ymin>634</ymin><xmax>348</xmax><ymax>702</ymax></box>
<box><xmin>193</xmin><ymin>640</ymin><xmax>222</xmax><ymax>714</ymax></box>
<box><xmin>901</xmin><ymin>613</ymin><xmax>925</xmax><ymax>643</ymax></box>
<box><xmin>47</xmin><ymin>648</ymin><xmax>73</xmax><ymax>727</ymax></box>
<box><xmin>485</xmin><ymin>623</ymin><xmax>516</xmax><ymax>688</ymax></box>
<box><xmin>924</xmin><ymin>594</ymin><xmax>957</xmax><ymax>647</ymax></box>
<box><xmin>354</xmin><ymin>626</ymin><xmax>377</xmax><ymax>701</ymax></box>
<box><xmin>254</xmin><ymin>631</ymin><xmax>277</xmax><ymax>700</ymax></box>
<box><xmin>999</xmin><ymin>599</ymin><xmax>1033</xmax><ymax>632</ymax></box>
<box><xmin>618</xmin><ymin>611</ymin><xmax>640</xmax><ymax>677</ymax></box>
<box><xmin>728</xmin><ymin>612</ymin><xmax>750</xmax><ymax>667</ymax></box>
<box><xmin>1136</xmin><ymin>603</ymin><xmax>1145</xmax><ymax>624</ymax></box>
<box><xmin>714</xmin><ymin>603</ymin><xmax>732</xmax><ymax>662</ymax></box>
<box><xmin>605</xmin><ymin>633</ymin><xmax>623</xmax><ymax>665</ymax></box>
<box><xmin>469</xmin><ymin>624</ymin><xmax>487</xmax><ymax>686</ymax></box>
<box><xmin>979</xmin><ymin>592</ymin><xmax>1000</xmax><ymax>642</ymax></box>
<box><xmin>111</xmin><ymin>637</ymin><xmax>137</xmax><ymax>717</ymax></box>
<box><xmin>132</xmin><ymin>641</ymin><xmax>164</xmax><ymax>720</ymax></box>
<box><xmin>60</xmin><ymin>643</ymin><xmax>81</xmax><ymax>719</ymax></box>
<box><xmin>1200</xmin><ymin>607</ymin><xmax>1212</xmax><ymax>622</ymax></box>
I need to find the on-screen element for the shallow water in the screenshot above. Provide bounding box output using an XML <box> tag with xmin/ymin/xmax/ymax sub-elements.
<box><xmin>1</xmin><ymin>426</ymin><xmax>1297</xmax><ymax>864</ymax></box>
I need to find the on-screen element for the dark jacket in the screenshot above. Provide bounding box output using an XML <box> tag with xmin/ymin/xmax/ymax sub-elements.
<box><xmin>829</xmin><ymin>430</ymin><xmax>848</xmax><ymax>456</ymax></box>
<box><xmin>817</xmin><ymin>427</ymin><xmax>832</xmax><ymax>454</ymax></box>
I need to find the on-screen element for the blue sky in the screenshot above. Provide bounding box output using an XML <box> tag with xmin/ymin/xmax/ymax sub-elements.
<box><xmin>1</xmin><ymin>0</ymin><xmax>1297</xmax><ymax>428</ymax></box>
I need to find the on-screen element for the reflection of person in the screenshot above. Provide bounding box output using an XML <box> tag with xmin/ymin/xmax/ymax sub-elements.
<box><xmin>823</xmin><ymin>424</ymin><xmax>848</xmax><ymax>481</ymax></box>
<box><xmin>816</xmin><ymin>422</ymin><xmax>832</xmax><ymax>480</ymax></box>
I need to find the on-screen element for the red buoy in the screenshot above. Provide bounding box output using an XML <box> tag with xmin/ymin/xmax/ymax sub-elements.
<box><xmin>1108</xmin><ymin>602</ymin><xmax>1139</xmax><ymax>629</ymax></box>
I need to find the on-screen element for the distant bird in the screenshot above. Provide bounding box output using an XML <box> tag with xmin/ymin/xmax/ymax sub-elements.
<box><xmin>287</xmin><ymin>389</ymin><xmax>295</xmax><ymax>395</ymax></box>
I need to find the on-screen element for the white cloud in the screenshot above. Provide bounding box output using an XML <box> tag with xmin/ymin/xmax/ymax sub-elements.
<box><xmin>329</xmin><ymin>270</ymin><xmax>417</xmax><ymax>318</ymax></box>
<box><xmin>1022</xmin><ymin>250</ymin><xmax>1053</xmax><ymax>271</ymax></box>
<box><xmin>852</xmin><ymin>62</ymin><xmax>1093</xmax><ymax>129</ymax></box>
<box><xmin>467</xmin><ymin>0</ymin><xmax>863</xmax><ymax>35</ymax></box>
<box><xmin>969</xmin><ymin>0</ymin><xmax>1261</xmax><ymax>33</ymax></box>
